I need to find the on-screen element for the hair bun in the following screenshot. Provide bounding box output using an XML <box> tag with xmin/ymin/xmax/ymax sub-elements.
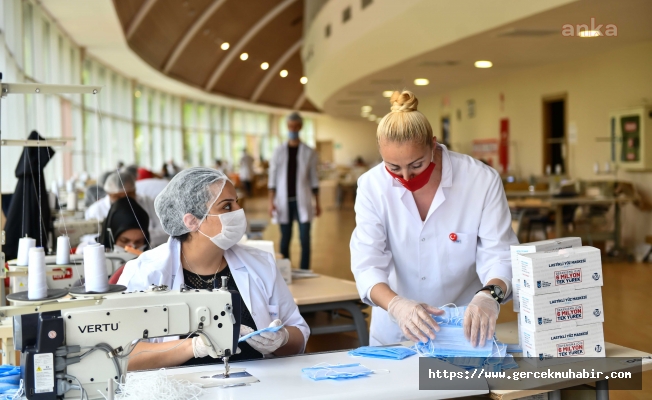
<box><xmin>390</xmin><ymin>90</ymin><xmax>419</xmax><ymax>113</ymax></box>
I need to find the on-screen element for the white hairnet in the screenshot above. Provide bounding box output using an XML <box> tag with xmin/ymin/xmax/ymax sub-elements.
<box><xmin>154</xmin><ymin>167</ymin><xmax>229</xmax><ymax>237</ymax></box>
<box><xmin>103</xmin><ymin>170</ymin><xmax>135</xmax><ymax>194</ymax></box>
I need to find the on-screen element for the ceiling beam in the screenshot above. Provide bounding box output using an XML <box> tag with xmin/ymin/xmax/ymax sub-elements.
<box><xmin>250</xmin><ymin>39</ymin><xmax>302</xmax><ymax>103</ymax></box>
<box><xmin>204</xmin><ymin>0</ymin><xmax>297</xmax><ymax>91</ymax></box>
<box><xmin>126</xmin><ymin>0</ymin><xmax>159</xmax><ymax>39</ymax></box>
<box><xmin>163</xmin><ymin>0</ymin><xmax>228</xmax><ymax>73</ymax></box>
<box><xmin>292</xmin><ymin>92</ymin><xmax>306</xmax><ymax>110</ymax></box>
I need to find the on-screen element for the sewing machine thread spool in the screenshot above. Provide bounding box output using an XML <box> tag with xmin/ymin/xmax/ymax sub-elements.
<box><xmin>66</xmin><ymin>190</ymin><xmax>77</xmax><ymax>211</ymax></box>
<box><xmin>56</xmin><ymin>236</ymin><xmax>70</xmax><ymax>265</ymax></box>
<box><xmin>83</xmin><ymin>243</ymin><xmax>109</xmax><ymax>292</ymax></box>
<box><xmin>17</xmin><ymin>237</ymin><xmax>36</xmax><ymax>266</ymax></box>
<box><xmin>28</xmin><ymin>247</ymin><xmax>48</xmax><ymax>300</ymax></box>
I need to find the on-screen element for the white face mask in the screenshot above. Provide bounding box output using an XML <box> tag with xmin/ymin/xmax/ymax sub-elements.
<box><xmin>198</xmin><ymin>208</ymin><xmax>247</xmax><ymax>250</ymax></box>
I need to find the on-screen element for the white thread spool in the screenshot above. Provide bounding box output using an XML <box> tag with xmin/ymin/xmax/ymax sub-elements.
<box><xmin>83</xmin><ymin>244</ymin><xmax>109</xmax><ymax>292</ymax></box>
<box><xmin>56</xmin><ymin>236</ymin><xmax>70</xmax><ymax>265</ymax></box>
<box><xmin>66</xmin><ymin>191</ymin><xmax>77</xmax><ymax>211</ymax></box>
<box><xmin>28</xmin><ymin>247</ymin><xmax>48</xmax><ymax>300</ymax></box>
<box><xmin>17</xmin><ymin>237</ymin><xmax>36</xmax><ymax>266</ymax></box>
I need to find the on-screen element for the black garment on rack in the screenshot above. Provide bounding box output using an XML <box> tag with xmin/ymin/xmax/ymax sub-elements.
<box><xmin>180</xmin><ymin>266</ymin><xmax>263</xmax><ymax>367</ymax></box>
<box><xmin>4</xmin><ymin>131</ymin><xmax>55</xmax><ymax>260</ymax></box>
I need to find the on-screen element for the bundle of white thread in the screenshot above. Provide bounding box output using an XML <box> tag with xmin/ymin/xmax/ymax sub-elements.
<box><xmin>17</xmin><ymin>237</ymin><xmax>36</xmax><ymax>266</ymax></box>
<box><xmin>83</xmin><ymin>244</ymin><xmax>108</xmax><ymax>292</ymax></box>
<box><xmin>56</xmin><ymin>236</ymin><xmax>71</xmax><ymax>265</ymax></box>
<box><xmin>113</xmin><ymin>370</ymin><xmax>203</xmax><ymax>400</ymax></box>
<box><xmin>27</xmin><ymin>248</ymin><xmax>48</xmax><ymax>300</ymax></box>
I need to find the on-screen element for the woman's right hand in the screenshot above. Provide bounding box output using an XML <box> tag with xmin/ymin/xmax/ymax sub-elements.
<box><xmin>387</xmin><ymin>296</ymin><xmax>444</xmax><ymax>343</ymax></box>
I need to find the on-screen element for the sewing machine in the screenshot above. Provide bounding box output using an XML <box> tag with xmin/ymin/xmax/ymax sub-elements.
<box><xmin>11</xmin><ymin>280</ymin><xmax>241</xmax><ymax>399</ymax></box>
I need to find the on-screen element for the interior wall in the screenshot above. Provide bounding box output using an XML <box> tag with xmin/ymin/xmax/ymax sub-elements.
<box><xmin>313</xmin><ymin>115</ymin><xmax>379</xmax><ymax>166</ymax></box>
<box><xmin>419</xmin><ymin>40</ymin><xmax>652</xmax><ymax>247</ymax></box>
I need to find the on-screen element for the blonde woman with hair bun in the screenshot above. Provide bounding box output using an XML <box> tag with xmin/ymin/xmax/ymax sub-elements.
<box><xmin>350</xmin><ymin>90</ymin><xmax>517</xmax><ymax>347</ymax></box>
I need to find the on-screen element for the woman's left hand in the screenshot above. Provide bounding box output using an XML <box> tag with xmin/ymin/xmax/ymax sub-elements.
<box><xmin>244</xmin><ymin>319</ymin><xmax>289</xmax><ymax>355</ymax></box>
<box><xmin>463</xmin><ymin>291</ymin><xmax>499</xmax><ymax>347</ymax></box>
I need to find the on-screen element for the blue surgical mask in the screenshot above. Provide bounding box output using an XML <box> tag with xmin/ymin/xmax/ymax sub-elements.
<box><xmin>414</xmin><ymin>325</ymin><xmax>495</xmax><ymax>358</ymax></box>
<box><xmin>239</xmin><ymin>324</ymin><xmax>285</xmax><ymax>343</ymax></box>
<box><xmin>348</xmin><ymin>346</ymin><xmax>416</xmax><ymax>360</ymax></box>
<box><xmin>302</xmin><ymin>363</ymin><xmax>373</xmax><ymax>381</ymax></box>
<box><xmin>288</xmin><ymin>131</ymin><xmax>299</xmax><ymax>140</ymax></box>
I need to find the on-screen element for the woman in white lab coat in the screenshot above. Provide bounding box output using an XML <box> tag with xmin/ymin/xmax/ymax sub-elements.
<box><xmin>350</xmin><ymin>91</ymin><xmax>517</xmax><ymax>347</ymax></box>
<box><xmin>118</xmin><ymin>167</ymin><xmax>309</xmax><ymax>370</ymax></box>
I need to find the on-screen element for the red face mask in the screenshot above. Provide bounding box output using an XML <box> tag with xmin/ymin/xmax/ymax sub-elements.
<box><xmin>385</xmin><ymin>161</ymin><xmax>436</xmax><ymax>192</ymax></box>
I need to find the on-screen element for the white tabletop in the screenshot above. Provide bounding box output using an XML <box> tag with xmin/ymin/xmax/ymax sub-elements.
<box><xmin>157</xmin><ymin>349</ymin><xmax>488</xmax><ymax>400</ymax></box>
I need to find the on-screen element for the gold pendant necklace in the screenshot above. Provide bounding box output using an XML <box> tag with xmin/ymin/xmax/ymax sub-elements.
<box><xmin>181</xmin><ymin>249</ymin><xmax>224</xmax><ymax>285</ymax></box>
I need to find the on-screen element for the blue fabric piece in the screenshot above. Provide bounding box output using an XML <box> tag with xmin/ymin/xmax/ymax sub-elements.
<box><xmin>0</xmin><ymin>375</ymin><xmax>19</xmax><ymax>385</ymax></box>
<box><xmin>348</xmin><ymin>346</ymin><xmax>416</xmax><ymax>360</ymax></box>
<box><xmin>0</xmin><ymin>383</ymin><xmax>18</xmax><ymax>394</ymax></box>
<box><xmin>432</xmin><ymin>305</ymin><xmax>466</xmax><ymax>326</ymax></box>
<box><xmin>238</xmin><ymin>324</ymin><xmax>285</xmax><ymax>343</ymax></box>
<box><xmin>302</xmin><ymin>363</ymin><xmax>373</xmax><ymax>381</ymax></box>
<box><xmin>0</xmin><ymin>367</ymin><xmax>19</xmax><ymax>377</ymax></box>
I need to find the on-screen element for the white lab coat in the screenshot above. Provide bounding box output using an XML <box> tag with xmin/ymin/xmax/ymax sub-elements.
<box><xmin>239</xmin><ymin>154</ymin><xmax>255</xmax><ymax>181</ymax></box>
<box><xmin>118</xmin><ymin>238</ymin><xmax>310</xmax><ymax>351</ymax></box>
<box><xmin>268</xmin><ymin>143</ymin><xmax>319</xmax><ymax>224</ymax></box>
<box><xmin>135</xmin><ymin>178</ymin><xmax>169</xmax><ymax>201</ymax></box>
<box><xmin>350</xmin><ymin>144</ymin><xmax>517</xmax><ymax>346</ymax></box>
<box><xmin>84</xmin><ymin>195</ymin><xmax>168</xmax><ymax>247</ymax></box>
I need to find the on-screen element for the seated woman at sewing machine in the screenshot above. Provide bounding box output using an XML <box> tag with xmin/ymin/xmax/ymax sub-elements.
<box><xmin>118</xmin><ymin>167</ymin><xmax>309</xmax><ymax>370</ymax></box>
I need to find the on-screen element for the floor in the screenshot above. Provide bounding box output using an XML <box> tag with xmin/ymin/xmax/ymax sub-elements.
<box><xmin>244</xmin><ymin>197</ymin><xmax>652</xmax><ymax>399</ymax></box>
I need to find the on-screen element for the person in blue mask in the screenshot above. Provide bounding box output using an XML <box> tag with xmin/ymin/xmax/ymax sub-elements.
<box><xmin>268</xmin><ymin>112</ymin><xmax>321</xmax><ymax>270</ymax></box>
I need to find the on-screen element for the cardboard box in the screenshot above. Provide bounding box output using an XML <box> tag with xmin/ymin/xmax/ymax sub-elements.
<box><xmin>513</xmin><ymin>277</ymin><xmax>521</xmax><ymax>312</ymax></box>
<box><xmin>511</xmin><ymin>238</ymin><xmax>582</xmax><ymax>281</ymax></box>
<box><xmin>519</xmin><ymin>246</ymin><xmax>603</xmax><ymax>295</ymax></box>
<box><xmin>522</xmin><ymin>323</ymin><xmax>605</xmax><ymax>367</ymax></box>
<box><xmin>520</xmin><ymin>287</ymin><xmax>604</xmax><ymax>331</ymax></box>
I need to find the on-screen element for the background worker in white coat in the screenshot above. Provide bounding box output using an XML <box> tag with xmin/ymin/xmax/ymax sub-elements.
<box><xmin>239</xmin><ymin>148</ymin><xmax>255</xmax><ymax>197</ymax></box>
<box><xmin>268</xmin><ymin>112</ymin><xmax>320</xmax><ymax>270</ymax></box>
<box><xmin>350</xmin><ymin>90</ymin><xmax>517</xmax><ymax>347</ymax></box>
<box><xmin>85</xmin><ymin>170</ymin><xmax>168</xmax><ymax>247</ymax></box>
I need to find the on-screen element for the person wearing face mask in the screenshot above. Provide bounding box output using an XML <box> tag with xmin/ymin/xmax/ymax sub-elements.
<box><xmin>268</xmin><ymin>112</ymin><xmax>320</xmax><ymax>270</ymax></box>
<box><xmin>85</xmin><ymin>170</ymin><xmax>168</xmax><ymax>247</ymax></box>
<box><xmin>350</xmin><ymin>90</ymin><xmax>517</xmax><ymax>349</ymax></box>
<box><xmin>118</xmin><ymin>167</ymin><xmax>309</xmax><ymax>370</ymax></box>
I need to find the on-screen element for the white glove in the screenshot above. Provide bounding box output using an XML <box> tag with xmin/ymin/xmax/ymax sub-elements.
<box><xmin>463</xmin><ymin>291</ymin><xmax>500</xmax><ymax>347</ymax></box>
<box><xmin>191</xmin><ymin>332</ymin><xmax>219</xmax><ymax>358</ymax></box>
<box><xmin>387</xmin><ymin>296</ymin><xmax>444</xmax><ymax>343</ymax></box>
<box><xmin>241</xmin><ymin>319</ymin><xmax>289</xmax><ymax>355</ymax></box>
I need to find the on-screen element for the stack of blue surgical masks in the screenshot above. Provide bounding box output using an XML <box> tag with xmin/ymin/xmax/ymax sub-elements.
<box><xmin>0</xmin><ymin>366</ymin><xmax>21</xmax><ymax>400</ymax></box>
<box><xmin>413</xmin><ymin>305</ymin><xmax>519</xmax><ymax>372</ymax></box>
<box><xmin>348</xmin><ymin>346</ymin><xmax>416</xmax><ymax>360</ymax></box>
<box><xmin>302</xmin><ymin>363</ymin><xmax>373</xmax><ymax>381</ymax></box>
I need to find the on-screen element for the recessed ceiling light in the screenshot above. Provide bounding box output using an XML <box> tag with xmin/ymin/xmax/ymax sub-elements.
<box><xmin>261</xmin><ymin>62</ymin><xmax>269</xmax><ymax>70</ymax></box>
<box><xmin>368</xmin><ymin>114</ymin><xmax>377</xmax><ymax>121</ymax></box>
<box><xmin>134</xmin><ymin>90</ymin><xmax>141</xmax><ymax>98</ymax></box>
<box><xmin>382</xmin><ymin>91</ymin><xmax>394</xmax><ymax>98</ymax></box>
<box><xmin>579</xmin><ymin>30</ymin><xmax>601</xmax><ymax>38</ymax></box>
<box><xmin>220</xmin><ymin>42</ymin><xmax>230</xmax><ymax>50</ymax></box>
<box><xmin>240</xmin><ymin>53</ymin><xmax>249</xmax><ymax>61</ymax></box>
<box><xmin>300</xmin><ymin>76</ymin><xmax>308</xmax><ymax>84</ymax></box>
<box><xmin>280</xmin><ymin>69</ymin><xmax>288</xmax><ymax>78</ymax></box>
<box><xmin>361</xmin><ymin>111</ymin><xmax>369</xmax><ymax>117</ymax></box>
<box><xmin>474</xmin><ymin>60</ymin><xmax>493</xmax><ymax>68</ymax></box>
<box><xmin>414</xmin><ymin>78</ymin><xmax>429</xmax><ymax>86</ymax></box>
<box><xmin>361</xmin><ymin>105</ymin><xmax>372</xmax><ymax>113</ymax></box>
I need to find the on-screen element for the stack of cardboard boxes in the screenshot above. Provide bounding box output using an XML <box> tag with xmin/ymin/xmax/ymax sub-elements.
<box><xmin>510</xmin><ymin>238</ymin><xmax>605</xmax><ymax>366</ymax></box>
